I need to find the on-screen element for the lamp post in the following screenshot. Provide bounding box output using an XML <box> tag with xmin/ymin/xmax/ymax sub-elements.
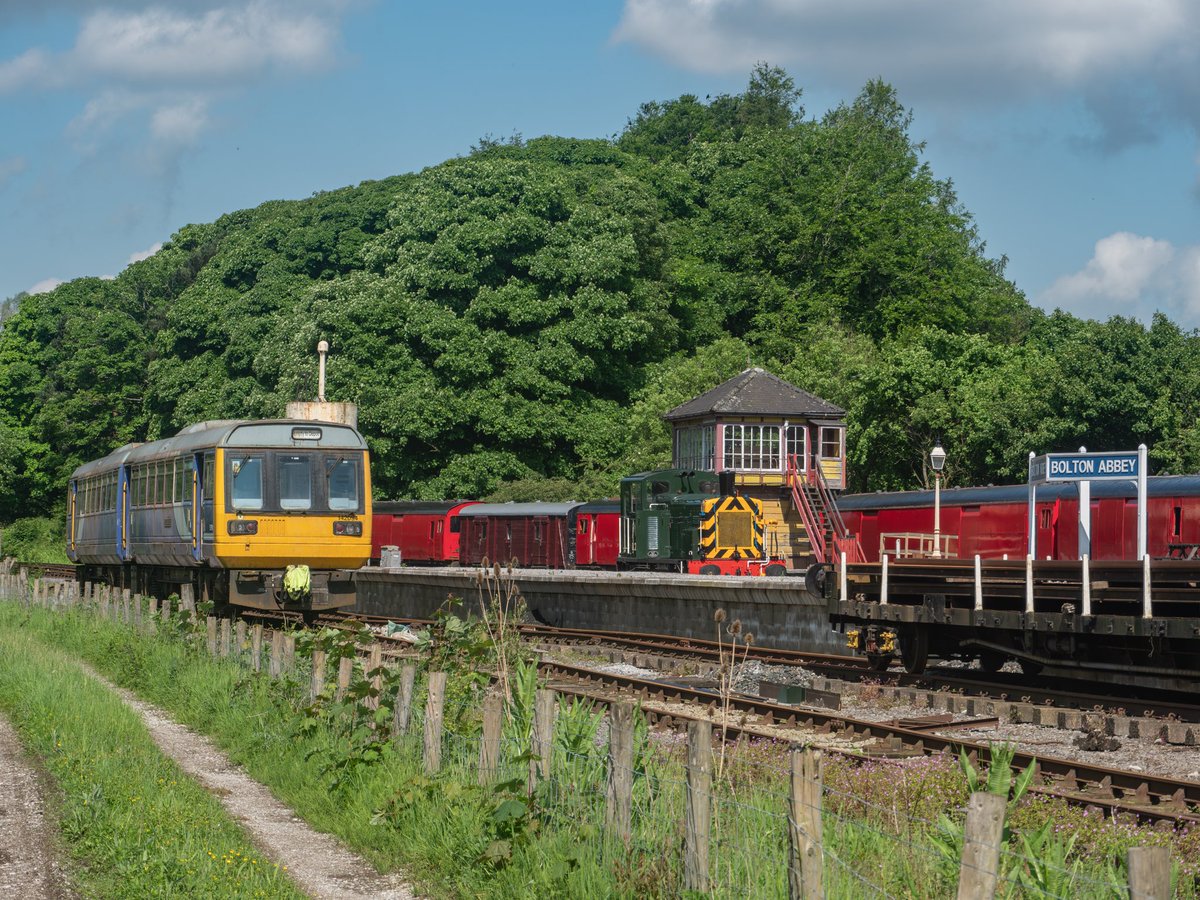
<box><xmin>930</xmin><ymin>440</ymin><xmax>947</xmax><ymax>557</ymax></box>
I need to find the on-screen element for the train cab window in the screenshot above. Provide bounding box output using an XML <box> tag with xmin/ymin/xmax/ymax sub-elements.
<box><xmin>325</xmin><ymin>457</ymin><xmax>359</xmax><ymax>511</ymax></box>
<box><xmin>651</xmin><ymin>480</ymin><xmax>670</xmax><ymax>496</ymax></box>
<box><xmin>278</xmin><ymin>455</ymin><xmax>312</xmax><ymax>511</ymax></box>
<box><xmin>229</xmin><ymin>456</ymin><xmax>264</xmax><ymax>511</ymax></box>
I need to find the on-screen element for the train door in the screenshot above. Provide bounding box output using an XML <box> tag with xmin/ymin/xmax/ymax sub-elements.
<box><xmin>188</xmin><ymin>453</ymin><xmax>203</xmax><ymax>561</ymax></box>
<box><xmin>576</xmin><ymin>514</ymin><xmax>592</xmax><ymax>566</ymax></box>
<box><xmin>530</xmin><ymin>517</ymin><xmax>548</xmax><ymax>567</ymax></box>
<box><xmin>67</xmin><ymin>481</ymin><xmax>78</xmax><ymax>560</ymax></box>
<box><xmin>118</xmin><ymin>465</ymin><xmax>132</xmax><ymax>561</ymax></box>
<box><xmin>201</xmin><ymin>452</ymin><xmax>215</xmax><ymax>553</ymax></box>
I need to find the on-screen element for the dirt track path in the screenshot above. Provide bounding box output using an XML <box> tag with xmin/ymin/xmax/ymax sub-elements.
<box><xmin>88</xmin><ymin>669</ymin><xmax>416</xmax><ymax>900</ymax></box>
<box><xmin>0</xmin><ymin>714</ymin><xmax>75</xmax><ymax>899</ymax></box>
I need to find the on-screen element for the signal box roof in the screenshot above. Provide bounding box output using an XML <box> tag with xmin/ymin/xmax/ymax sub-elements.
<box><xmin>663</xmin><ymin>368</ymin><xmax>844</xmax><ymax>422</ymax></box>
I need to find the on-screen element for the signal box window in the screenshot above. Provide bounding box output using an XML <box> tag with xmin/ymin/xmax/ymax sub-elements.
<box><xmin>278</xmin><ymin>455</ymin><xmax>312</xmax><ymax>510</ymax></box>
<box><xmin>325</xmin><ymin>457</ymin><xmax>359</xmax><ymax>511</ymax></box>
<box><xmin>229</xmin><ymin>456</ymin><xmax>264</xmax><ymax>511</ymax></box>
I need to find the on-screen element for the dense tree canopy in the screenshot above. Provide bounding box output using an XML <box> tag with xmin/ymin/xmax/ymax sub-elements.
<box><xmin>2</xmin><ymin>66</ymin><xmax>1198</xmax><ymax>521</ymax></box>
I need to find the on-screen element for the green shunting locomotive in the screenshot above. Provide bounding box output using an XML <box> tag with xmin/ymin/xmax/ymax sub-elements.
<box><xmin>617</xmin><ymin>469</ymin><xmax>785</xmax><ymax>576</ymax></box>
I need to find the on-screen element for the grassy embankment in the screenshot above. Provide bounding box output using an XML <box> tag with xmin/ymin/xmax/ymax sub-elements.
<box><xmin>0</xmin><ymin>614</ymin><xmax>302</xmax><ymax>897</ymax></box>
<box><xmin>1</xmin><ymin>596</ymin><xmax>1194</xmax><ymax>898</ymax></box>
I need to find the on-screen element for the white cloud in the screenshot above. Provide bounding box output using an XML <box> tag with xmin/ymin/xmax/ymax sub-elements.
<box><xmin>28</xmin><ymin>278</ymin><xmax>63</xmax><ymax>295</ymax></box>
<box><xmin>73</xmin><ymin>4</ymin><xmax>334</xmax><ymax>84</ymax></box>
<box><xmin>127</xmin><ymin>242</ymin><xmax>163</xmax><ymax>265</ymax></box>
<box><xmin>613</xmin><ymin>0</ymin><xmax>1200</xmax><ymax>144</ymax></box>
<box><xmin>1041</xmin><ymin>232</ymin><xmax>1200</xmax><ymax>324</ymax></box>
<box><xmin>0</xmin><ymin>1</ymin><xmax>348</xmax><ymax>154</ymax></box>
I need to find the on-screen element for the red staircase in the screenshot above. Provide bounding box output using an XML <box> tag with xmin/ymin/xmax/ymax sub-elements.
<box><xmin>786</xmin><ymin>454</ymin><xmax>865</xmax><ymax>565</ymax></box>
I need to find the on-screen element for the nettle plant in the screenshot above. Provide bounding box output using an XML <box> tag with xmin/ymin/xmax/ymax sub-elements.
<box><xmin>295</xmin><ymin>622</ymin><xmax>397</xmax><ymax>796</ymax></box>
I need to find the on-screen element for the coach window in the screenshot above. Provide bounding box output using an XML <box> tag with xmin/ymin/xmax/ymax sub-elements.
<box><xmin>229</xmin><ymin>456</ymin><xmax>264</xmax><ymax>511</ymax></box>
<box><xmin>449</xmin><ymin>516</ymin><xmax>461</xmax><ymax>534</ymax></box>
<box><xmin>325</xmin><ymin>457</ymin><xmax>359</xmax><ymax>511</ymax></box>
<box><xmin>278</xmin><ymin>454</ymin><xmax>312</xmax><ymax>511</ymax></box>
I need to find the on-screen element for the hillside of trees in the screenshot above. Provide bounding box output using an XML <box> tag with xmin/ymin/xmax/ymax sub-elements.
<box><xmin>3</xmin><ymin>65</ymin><xmax>1199</xmax><ymax>523</ymax></box>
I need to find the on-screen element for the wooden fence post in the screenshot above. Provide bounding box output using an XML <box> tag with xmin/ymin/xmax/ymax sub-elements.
<box><xmin>336</xmin><ymin>656</ymin><xmax>353</xmax><ymax>701</ymax></box>
<box><xmin>1128</xmin><ymin>846</ymin><xmax>1172</xmax><ymax>900</ymax></box>
<box><xmin>147</xmin><ymin>598</ymin><xmax>158</xmax><ymax>635</ymax></box>
<box><xmin>684</xmin><ymin>720</ymin><xmax>712</xmax><ymax>894</ymax></box>
<box><xmin>605</xmin><ymin>702</ymin><xmax>635</xmax><ymax>846</ymax></box>
<box><xmin>250</xmin><ymin>624</ymin><xmax>263</xmax><ymax>672</ymax></box>
<box><xmin>787</xmin><ymin>746</ymin><xmax>824</xmax><ymax>900</ymax></box>
<box><xmin>206</xmin><ymin>616</ymin><xmax>218</xmax><ymax>656</ymax></box>
<box><xmin>283</xmin><ymin>635</ymin><xmax>296</xmax><ymax>674</ymax></box>
<box><xmin>529</xmin><ymin>689</ymin><xmax>555</xmax><ymax>796</ymax></box>
<box><xmin>220</xmin><ymin>618</ymin><xmax>231</xmax><ymax>657</ymax></box>
<box><xmin>393</xmin><ymin>664</ymin><xmax>416</xmax><ymax>736</ymax></box>
<box><xmin>235</xmin><ymin>620</ymin><xmax>246</xmax><ymax>657</ymax></box>
<box><xmin>424</xmin><ymin>672</ymin><xmax>447</xmax><ymax>774</ymax></box>
<box><xmin>479</xmin><ymin>693</ymin><xmax>503</xmax><ymax>784</ymax></box>
<box><xmin>957</xmin><ymin>791</ymin><xmax>1006</xmax><ymax>900</ymax></box>
<box><xmin>160</xmin><ymin>597</ymin><xmax>171</xmax><ymax>628</ymax></box>
<box><xmin>180</xmin><ymin>582</ymin><xmax>194</xmax><ymax>621</ymax></box>
<box><xmin>269</xmin><ymin>631</ymin><xmax>283</xmax><ymax>678</ymax></box>
<box><xmin>366</xmin><ymin>643</ymin><xmax>383</xmax><ymax>711</ymax></box>
<box><xmin>310</xmin><ymin>649</ymin><xmax>327</xmax><ymax>701</ymax></box>
<box><xmin>123</xmin><ymin>588</ymin><xmax>132</xmax><ymax>625</ymax></box>
<box><xmin>133</xmin><ymin>594</ymin><xmax>143</xmax><ymax>630</ymax></box>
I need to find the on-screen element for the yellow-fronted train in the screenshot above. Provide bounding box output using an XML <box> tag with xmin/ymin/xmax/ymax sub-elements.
<box><xmin>67</xmin><ymin>419</ymin><xmax>372</xmax><ymax>615</ymax></box>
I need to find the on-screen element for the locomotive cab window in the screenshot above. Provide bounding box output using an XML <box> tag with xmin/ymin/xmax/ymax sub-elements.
<box><xmin>278</xmin><ymin>454</ymin><xmax>312</xmax><ymax>511</ymax></box>
<box><xmin>325</xmin><ymin>456</ymin><xmax>360</xmax><ymax>511</ymax></box>
<box><xmin>229</xmin><ymin>456</ymin><xmax>264</xmax><ymax>511</ymax></box>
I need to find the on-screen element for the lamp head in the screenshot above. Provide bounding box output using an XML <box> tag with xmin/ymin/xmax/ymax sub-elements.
<box><xmin>930</xmin><ymin>440</ymin><xmax>947</xmax><ymax>473</ymax></box>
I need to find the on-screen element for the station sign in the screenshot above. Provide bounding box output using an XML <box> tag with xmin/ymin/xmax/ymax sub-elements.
<box><xmin>1028</xmin><ymin>451</ymin><xmax>1139</xmax><ymax>484</ymax></box>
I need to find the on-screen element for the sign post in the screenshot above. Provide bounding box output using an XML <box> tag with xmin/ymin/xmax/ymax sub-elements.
<box><xmin>1028</xmin><ymin>446</ymin><xmax>1147</xmax><ymax>560</ymax></box>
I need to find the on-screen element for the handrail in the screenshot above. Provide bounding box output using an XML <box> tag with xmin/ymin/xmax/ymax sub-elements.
<box><xmin>786</xmin><ymin>454</ymin><xmax>827</xmax><ymax>564</ymax></box>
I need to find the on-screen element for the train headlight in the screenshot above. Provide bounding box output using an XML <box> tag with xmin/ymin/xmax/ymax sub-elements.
<box><xmin>228</xmin><ymin>520</ymin><xmax>258</xmax><ymax>535</ymax></box>
<box><xmin>333</xmin><ymin>520</ymin><xmax>363</xmax><ymax>536</ymax></box>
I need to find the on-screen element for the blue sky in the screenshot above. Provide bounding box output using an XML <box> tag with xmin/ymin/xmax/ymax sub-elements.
<box><xmin>2</xmin><ymin>1</ymin><xmax>1198</xmax><ymax>325</ymax></box>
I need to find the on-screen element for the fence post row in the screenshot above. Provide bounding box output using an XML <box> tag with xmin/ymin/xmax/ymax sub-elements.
<box><xmin>957</xmin><ymin>791</ymin><xmax>1006</xmax><ymax>900</ymax></box>
<box><xmin>605</xmin><ymin>701</ymin><xmax>635</xmax><ymax>846</ymax></box>
<box><xmin>479</xmin><ymin>692</ymin><xmax>503</xmax><ymax>785</ymax></box>
<box><xmin>393</xmin><ymin>664</ymin><xmax>416</xmax><ymax>737</ymax></box>
<box><xmin>310</xmin><ymin>649</ymin><xmax>327</xmax><ymax>701</ymax></box>
<box><xmin>336</xmin><ymin>655</ymin><xmax>353</xmax><ymax>701</ymax></box>
<box><xmin>788</xmin><ymin>746</ymin><xmax>824</xmax><ymax>900</ymax></box>
<box><xmin>251</xmin><ymin>624</ymin><xmax>263</xmax><ymax>672</ymax></box>
<box><xmin>684</xmin><ymin>720</ymin><xmax>712</xmax><ymax>894</ymax></box>
<box><xmin>529</xmin><ymin>688</ymin><xmax>555</xmax><ymax>796</ymax></box>
<box><xmin>1127</xmin><ymin>846</ymin><xmax>1171</xmax><ymax>900</ymax></box>
<box><xmin>424</xmin><ymin>671</ymin><xmax>447</xmax><ymax>774</ymax></box>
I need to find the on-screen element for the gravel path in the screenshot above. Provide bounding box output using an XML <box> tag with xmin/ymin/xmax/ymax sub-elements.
<box><xmin>0</xmin><ymin>714</ymin><xmax>75</xmax><ymax>899</ymax></box>
<box><xmin>85</xmin><ymin>668</ymin><xmax>416</xmax><ymax>900</ymax></box>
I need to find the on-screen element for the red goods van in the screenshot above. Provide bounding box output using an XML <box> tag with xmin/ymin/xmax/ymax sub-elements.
<box><xmin>457</xmin><ymin>502</ymin><xmax>580</xmax><ymax>568</ymax></box>
<box><xmin>371</xmin><ymin>500</ymin><xmax>479</xmax><ymax>564</ymax></box>
<box><xmin>567</xmin><ymin>501</ymin><xmax>620</xmax><ymax>568</ymax></box>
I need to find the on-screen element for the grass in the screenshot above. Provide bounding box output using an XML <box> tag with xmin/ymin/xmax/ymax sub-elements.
<box><xmin>0</xmin><ymin>615</ymin><xmax>302</xmax><ymax>898</ymax></box>
<box><xmin>2</xmin><ymin>595</ymin><xmax>1196</xmax><ymax>898</ymax></box>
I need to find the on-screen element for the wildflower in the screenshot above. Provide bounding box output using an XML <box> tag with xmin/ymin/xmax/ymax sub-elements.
<box><xmin>714</xmin><ymin>608</ymin><xmax>727</xmax><ymax>624</ymax></box>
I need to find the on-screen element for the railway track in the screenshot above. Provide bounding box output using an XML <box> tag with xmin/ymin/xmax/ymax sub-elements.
<box><xmin>520</xmin><ymin>623</ymin><xmax>1200</xmax><ymax>723</ymax></box>
<box><xmin>541</xmin><ymin>658</ymin><xmax>1200</xmax><ymax>826</ymax></box>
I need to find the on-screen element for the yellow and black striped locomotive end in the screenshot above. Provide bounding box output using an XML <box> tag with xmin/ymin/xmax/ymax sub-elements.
<box><xmin>699</xmin><ymin>495</ymin><xmax>765</xmax><ymax>560</ymax></box>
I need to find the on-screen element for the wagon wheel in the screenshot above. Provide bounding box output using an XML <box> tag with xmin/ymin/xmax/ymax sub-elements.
<box><xmin>977</xmin><ymin>649</ymin><xmax>1007</xmax><ymax>673</ymax></box>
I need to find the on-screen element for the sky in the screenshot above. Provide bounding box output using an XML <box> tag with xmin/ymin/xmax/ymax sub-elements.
<box><xmin>1</xmin><ymin>1</ymin><xmax>1198</xmax><ymax>326</ymax></box>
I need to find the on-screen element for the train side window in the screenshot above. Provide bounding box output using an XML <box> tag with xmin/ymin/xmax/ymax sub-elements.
<box><xmin>429</xmin><ymin>522</ymin><xmax>436</xmax><ymax>540</ymax></box>
<box><xmin>506</xmin><ymin>524</ymin><xmax>512</xmax><ymax>541</ymax></box>
<box><xmin>1039</xmin><ymin>509</ymin><xmax>1051</xmax><ymax>529</ymax></box>
<box><xmin>533</xmin><ymin>521</ymin><xmax>542</xmax><ymax>541</ymax></box>
<box><xmin>579</xmin><ymin>518</ymin><xmax>589</xmax><ymax>534</ymax></box>
<box><xmin>449</xmin><ymin>516</ymin><xmax>461</xmax><ymax>534</ymax></box>
<box><xmin>1174</xmin><ymin>505</ymin><xmax>1182</xmax><ymax>537</ymax></box>
<box><xmin>229</xmin><ymin>456</ymin><xmax>265</xmax><ymax>511</ymax></box>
